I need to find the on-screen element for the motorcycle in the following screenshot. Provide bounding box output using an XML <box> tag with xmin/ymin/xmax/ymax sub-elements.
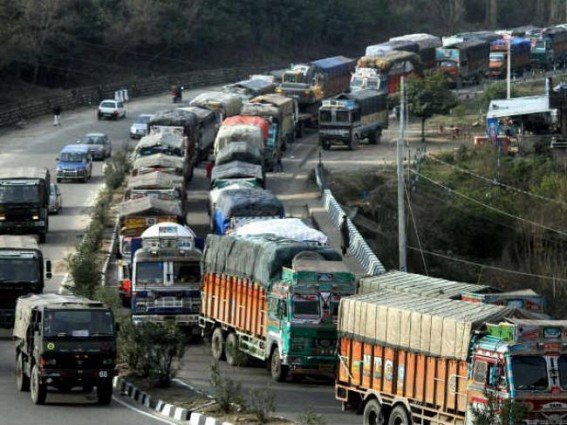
<box><xmin>172</xmin><ymin>85</ymin><xmax>183</xmax><ymax>103</ymax></box>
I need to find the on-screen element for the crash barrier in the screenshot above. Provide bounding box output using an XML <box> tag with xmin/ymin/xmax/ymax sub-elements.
<box><xmin>315</xmin><ymin>163</ymin><xmax>385</xmax><ymax>276</ymax></box>
<box><xmin>322</xmin><ymin>189</ymin><xmax>386</xmax><ymax>276</ymax></box>
<box><xmin>0</xmin><ymin>64</ymin><xmax>286</xmax><ymax>128</ymax></box>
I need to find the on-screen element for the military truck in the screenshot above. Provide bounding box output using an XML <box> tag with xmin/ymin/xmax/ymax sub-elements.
<box><xmin>13</xmin><ymin>293</ymin><xmax>117</xmax><ymax>405</ymax></box>
<box><xmin>0</xmin><ymin>167</ymin><xmax>50</xmax><ymax>243</ymax></box>
<box><xmin>0</xmin><ymin>235</ymin><xmax>52</xmax><ymax>328</ymax></box>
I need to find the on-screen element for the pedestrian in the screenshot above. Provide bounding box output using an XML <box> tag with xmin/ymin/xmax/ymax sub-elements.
<box><xmin>206</xmin><ymin>159</ymin><xmax>214</xmax><ymax>181</ymax></box>
<box><xmin>52</xmin><ymin>105</ymin><xmax>61</xmax><ymax>126</ymax></box>
<box><xmin>273</xmin><ymin>148</ymin><xmax>283</xmax><ymax>173</ymax></box>
<box><xmin>340</xmin><ymin>214</ymin><xmax>350</xmax><ymax>256</ymax></box>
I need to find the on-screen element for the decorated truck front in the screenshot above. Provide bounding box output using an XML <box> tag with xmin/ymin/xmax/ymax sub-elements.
<box><xmin>131</xmin><ymin>222</ymin><xmax>202</xmax><ymax>330</ymax></box>
<box><xmin>200</xmin><ymin>234</ymin><xmax>355</xmax><ymax>382</ymax></box>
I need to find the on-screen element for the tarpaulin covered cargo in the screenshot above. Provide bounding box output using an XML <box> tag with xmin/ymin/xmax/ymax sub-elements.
<box><xmin>189</xmin><ymin>91</ymin><xmax>242</xmax><ymax>118</ymax></box>
<box><xmin>203</xmin><ymin>234</ymin><xmax>342</xmax><ymax>287</ymax></box>
<box><xmin>338</xmin><ymin>289</ymin><xmax>533</xmax><ymax>360</ymax></box>
<box><xmin>210</xmin><ymin>160</ymin><xmax>264</xmax><ymax>184</ymax></box>
<box><xmin>134</xmin><ymin>132</ymin><xmax>185</xmax><ymax>156</ymax></box>
<box><xmin>118</xmin><ymin>197</ymin><xmax>183</xmax><ymax>219</ymax></box>
<box><xmin>222</xmin><ymin>115</ymin><xmax>269</xmax><ymax>140</ymax></box>
<box><xmin>357</xmin><ymin>271</ymin><xmax>494</xmax><ymax>299</ymax></box>
<box><xmin>312</xmin><ymin>56</ymin><xmax>356</xmax><ymax>73</ymax></box>
<box><xmin>215</xmin><ymin>141</ymin><xmax>263</xmax><ymax>166</ymax></box>
<box><xmin>214</xmin><ymin>124</ymin><xmax>264</xmax><ymax>155</ymax></box>
<box><xmin>335</xmin><ymin>90</ymin><xmax>389</xmax><ymax>117</ymax></box>
<box><xmin>232</xmin><ymin>218</ymin><xmax>328</xmax><ymax>244</ymax></box>
<box><xmin>357</xmin><ymin>50</ymin><xmax>423</xmax><ymax>73</ymax></box>
<box><xmin>212</xmin><ymin>187</ymin><xmax>284</xmax><ymax>235</ymax></box>
<box><xmin>126</xmin><ymin>171</ymin><xmax>184</xmax><ymax>191</ymax></box>
<box><xmin>148</xmin><ymin>109</ymin><xmax>198</xmax><ymax>135</ymax></box>
<box><xmin>246</xmin><ymin>93</ymin><xmax>296</xmax><ymax>117</ymax></box>
<box><xmin>223</xmin><ymin>78</ymin><xmax>276</xmax><ymax>100</ymax></box>
<box><xmin>132</xmin><ymin>153</ymin><xmax>186</xmax><ymax>176</ymax></box>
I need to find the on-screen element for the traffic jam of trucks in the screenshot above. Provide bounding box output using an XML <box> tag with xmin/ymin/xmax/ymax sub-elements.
<box><xmin>4</xmin><ymin>22</ymin><xmax>567</xmax><ymax>421</ymax></box>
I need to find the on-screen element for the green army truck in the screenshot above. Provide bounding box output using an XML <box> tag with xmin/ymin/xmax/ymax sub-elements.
<box><xmin>13</xmin><ymin>293</ymin><xmax>118</xmax><ymax>405</ymax></box>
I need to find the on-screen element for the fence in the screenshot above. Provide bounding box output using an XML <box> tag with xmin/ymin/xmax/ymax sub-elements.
<box><xmin>315</xmin><ymin>163</ymin><xmax>386</xmax><ymax>276</ymax></box>
<box><xmin>0</xmin><ymin>64</ymin><xmax>285</xmax><ymax>128</ymax></box>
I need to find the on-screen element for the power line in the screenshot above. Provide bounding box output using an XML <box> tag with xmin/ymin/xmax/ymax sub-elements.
<box><xmin>407</xmin><ymin>246</ymin><xmax>567</xmax><ymax>283</ymax></box>
<box><xmin>427</xmin><ymin>155</ymin><xmax>567</xmax><ymax>207</ymax></box>
<box><xmin>410</xmin><ymin>169</ymin><xmax>567</xmax><ymax>238</ymax></box>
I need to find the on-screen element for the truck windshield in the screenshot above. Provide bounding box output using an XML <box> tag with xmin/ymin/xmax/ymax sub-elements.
<box><xmin>511</xmin><ymin>356</ymin><xmax>548</xmax><ymax>390</ymax></box>
<box><xmin>335</xmin><ymin>110</ymin><xmax>350</xmax><ymax>123</ymax></box>
<box><xmin>292</xmin><ymin>294</ymin><xmax>320</xmax><ymax>318</ymax></box>
<box><xmin>319</xmin><ymin>110</ymin><xmax>332</xmax><ymax>123</ymax></box>
<box><xmin>173</xmin><ymin>262</ymin><xmax>201</xmax><ymax>284</ymax></box>
<box><xmin>0</xmin><ymin>185</ymin><xmax>40</xmax><ymax>203</ymax></box>
<box><xmin>135</xmin><ymin>261</ymin><xmax>164</xmax><ymax>284</ymax></box>
<box><xmin>558</xmin><ymin>356</ymin><xmax>567</xmax><ymax>389</ymax></box>
<box><xmin>44</xmin><ymin>309</ymin><xmax>114</xmax><ymax>338</ymax></box>
<box><xmin>0</xmin><ymin>258</ymin><xmax>40</xmax><ymax>282</ymax></box>
<box><xmin>351</xmin><ymin>77</ymin><xmax>364</xmax><ymax>89</ymax></box>
<box><xmin>490</xmin><ymin>53</ymin><xmax>505</xmax><ymax>62</ymax></box>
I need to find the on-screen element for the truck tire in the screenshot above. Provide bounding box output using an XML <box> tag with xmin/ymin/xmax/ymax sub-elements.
<box><xmin>225</xmin><ymin>333</ymin><xmax>246</xmax><ymax>366</ymax></box>
<box><xmin>369</xmin><ymin>129</ymin><xmax>381</xmax><ymax>145</ymax></box>
<box><xmin>363</xmin><ymin>399</ymin><xmax>385</xmax><ymax>425</ymax></box>
<box><xmin>270</xmin><ymin>349</ymin><xmax>288</xmax><ymax>382</ymax></box>
<box><xmin>30</xmin><ymin>364</ymin><xmax>47</xmax><ymax>405</ymax></box>
<box><xmin>97</xmin><ymin>381</ymin><xmax>113</xmax><ymax>405</ymax></box>
<box><xmin>321</xmin><ymin>139</ymin><xmax>331</xmax><ymax>151</ymax></box>
<box><xmin>16</xmin><ymin>352</ymin><xmax>30</xmax><ymax>392</ymax></box>
<box><xmin>348</xmin><ymin>134</ymin><xmax>359</xmax><ymax>151</ymax></box>
<box><xmin>388</xmin><ymin>405</ymin><xmax>411</xmax><ymax>425</ymax></box>
<box><xmin>211</xmin><ymin>327</ymin><xmax>225</xmax><ymax>361</ymax></box>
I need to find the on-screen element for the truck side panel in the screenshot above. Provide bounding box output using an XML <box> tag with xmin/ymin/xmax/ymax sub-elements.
<box><xmin>337</xmin><ymin>336</ymin><xmax>469</xmax><ymax>417</ymax></box>
<box><xmin>202</xmin><ymin>272</ymin><xmax>267</xmax><ymax>337</ymax></box>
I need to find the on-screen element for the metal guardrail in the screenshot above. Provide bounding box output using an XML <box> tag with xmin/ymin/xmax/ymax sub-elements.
<box><xmin>315</xmin><ymin>163</ymin><xmax>386</xmax><ymax>276</ymax></box>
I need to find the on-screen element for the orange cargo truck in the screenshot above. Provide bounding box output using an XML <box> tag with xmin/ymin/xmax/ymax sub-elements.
<box><xmin>336</xmin><ymin>289</ymin><xmax>567</xmax><ymax>424</ymax></box>
<box><xmin>200</xmin><ymin>234</ymin><xmax>355</xmax><ymax>382</ymax></box>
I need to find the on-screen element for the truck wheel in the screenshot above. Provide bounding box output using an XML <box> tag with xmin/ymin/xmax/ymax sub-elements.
<box><xmin>121</xmin><ymin>295</ymin><xmax>131</xmax><ymax>309</ymax></box>
<box><xmin>388</xmin><ymin>405</ymin><xmax>411</xmax><ymax>425</ymax></box>
<box><xmin>370</xmin><ymin>130</ymin><xmax>381</xmax><ymax>145</ymax></box>
<box><xmin>270</xmin><ymin>349</ymin><xmax>288</xmax><ymax>382</ymax></box>
<box><xmin>30</xmin><ymin>364</ymin><xmax>47</xmax><ymax>405</ymax></box>
<box><xmin>363</xmin><ymin>399</ymin><xmax>385</xmax><ymax>425</ymax></box>
<box><xmin>211</xmin><ymin>328</ymin><xmax>225</xmax><ymax>361</ymax></box>
<box><xmin>225</xmin><ymin>333</ymin><xmax>246</xmax><ymax>366</ymax></box>
<box><xmin>97</xmin><ymin>381</ymin><xmax>113</xmax><ymax>405</ymax></box>
<box><xmin>349</xmin><ymin>135</ymin><xmax>359</xmax><ymax>151</ymax></box>
<box><xmin>16</xmin><ymin>353</ymin><xmax>30</xmax><ymax>392</ymax></box>
<box><xmin>321</xmin><ymin>140</ymin><xmax>331</xmax><ymax>151</ymax></box>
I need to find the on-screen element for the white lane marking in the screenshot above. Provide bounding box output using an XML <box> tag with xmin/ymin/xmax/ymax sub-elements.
<box><xmin>112</xmin><ymin>395</ymin><xmax>179</xmax><ymax>425</ymax></box>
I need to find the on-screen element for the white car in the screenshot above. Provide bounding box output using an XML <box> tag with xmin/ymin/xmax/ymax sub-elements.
<box><xmin>48</xmin><ymin>183</ymin><xmax>63</xmax><ymax>214</ymax></box>
<box><xmin>97</xmin><ymin>99</ymin><xmax>126</xmax><ymax>120</ymax></box>
<box><xmin>130</xmin><ymin>113</ymin><xmax>154</xmax><ymax>139</ymax></box>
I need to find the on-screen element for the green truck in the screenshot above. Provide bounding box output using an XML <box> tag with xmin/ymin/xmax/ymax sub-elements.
<box><xmin>200</xmin><ymin>234</ymin><xmax>356</xmax><ymax>382</ymax></box>
<box><xmin>13</xmin><ymin>293</ymin><xmax>118</xmax><ymax>405</ymax></box>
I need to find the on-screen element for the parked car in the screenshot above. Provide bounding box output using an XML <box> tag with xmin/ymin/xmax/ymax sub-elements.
<box><xmin>48</xmin><ymin>183</ymin><xmax>63</xmax><ymax>214</ymax></box>
<box><xmin>130</xmin><ymin>113</ymin><xmax>154</xmax><ymax>139</ymax></box>
<box><xmin>97</xmin><ymin>99</ymin><xmax>126</xmax><ymax>120</ymax></box>
<box><xmin>77</xmin><ymin>132</ymin><xmax>112</xmax><ymax>160</ymax></box>
<box><xmin>56</xmin><ymin>144</ymin><xmax>93</xmax><ymax>183</ymax></box>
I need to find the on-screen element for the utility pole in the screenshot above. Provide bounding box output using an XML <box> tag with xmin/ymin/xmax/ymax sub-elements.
<box><xmin>507</xmin><ymin>37</ymin><xmax>512</xmax><ymax>99</ymax></box>
<box><xmin>397</xmin><ymin>77</ymin><xmax>407</xmax><ymax>272</ymax></box>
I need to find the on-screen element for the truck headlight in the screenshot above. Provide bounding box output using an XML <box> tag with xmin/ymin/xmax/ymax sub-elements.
<box><xmin>0</xmin><ymin>213</ymin><xmax>5</xmax><ymax>221</ymax></box>
<box><xmin>32</xmin><ymin>214</ymin><xmax>40</xmax><ymax>220</ymax></box>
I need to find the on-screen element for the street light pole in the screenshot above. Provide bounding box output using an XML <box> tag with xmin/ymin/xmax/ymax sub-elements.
<box><xmin>397</xmin><ymin>77</ymin><xmax>407</xmax><ymax>272</ymax></box>
<box><xmin>507</xmin><ymin>38</ymin><xmax>512</xmax><ymax>99</ymax></box>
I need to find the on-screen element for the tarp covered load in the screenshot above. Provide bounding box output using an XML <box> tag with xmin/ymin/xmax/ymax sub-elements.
<box><xmin>215</xmin><ymin>141</ymin><xmax>263</xmax><ymax>167</ymax></box>
<box><xmin>232</xmin><ymin>218</ymin><xmax>328</xmax><ymax>244</ymax></box>
<box><xmin>118</xmin><ymin>197</ymin><xmax>182</xmax><ymax>219</ymax></box>
<box><xmin>338</xmin><ymin>289</ymin><xmax>533</xmax><ymax>360</ymax></box>
<box><xmin>203</xmin><ymin>234</ymin><xmax>342</xmax><ymax>288</ymax></box>
<box><xmin>222</xmin><ymin>115</ymin><xmax>269</xmax><ymax>140</ymax></box>
<box><xmin>134</xmin><ymin>132</ymin><xmax>185</xmax><ymax>155</ymax></box>
<box><xmin>312</xmin><ymin>56</ymin><xmax>356</xmax><ymax>73</ymax></box>
<box><xmin>211</xmin><ymin>160</ymin><xmax>264</xmax><ymax>184</ymax></box>
<box><xmin>126</xmin><ymin>171</ymin><xmax>184</xmax><ymax>191</ymax></box>
<box><xmin>212</xmin><ymin>187</ymin><xmax>284</xmax><ymax>235</ymax></box>
<box><xmin>214</xmin><ymin>124</ymin><xmax>264</xmax><ymax>155</ymax></box>
<box><xmin>223</xmin><ymin>78</ymin><xmax>276</xmax><ymax>100</ymax></box>
<box><xmin>357</xmin><ymin>50</ymin><xmax>423</xmax><ymax>73</ymax></box>
<box><xmin>190</xmin><ymin>91</ymin><xmax>242</xmax><ymax>117</ymax></box>
<box><xmin>209</xmin><ymin>181</ymin><xmax>261</xmax><ymax>213</ymax></box>
<box><xmin>148</xmin><ymin>109</ymin><xmax>197</xmax><ymax>134</ymax></box>
<box><xmin>177</xmin><ymin>105</ymin><xmax>217</xmax><ymax>123</ymax></box>
<box><xmin>357</xmin><ymin>271</ymin><xmax>494</xmax><ymax>299</ymax></box>
<box><xmin>244</xmin><ymin>93</ymin><xmax>296</xmax><ymax>117</ymax></box>
<box><xmin>366</xmin><ymin>40</ymin><xmax>419</xmax><ymax>57</ymax></box>
<box><xmin>132</xmin><ymin>153</ymin><xmax>185</xmax><ymax>176</ymax></box>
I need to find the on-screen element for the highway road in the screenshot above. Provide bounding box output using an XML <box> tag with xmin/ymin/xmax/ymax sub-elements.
<box><xmin>0</xmin><ymin>84</ymin><xmax>458</xmax><ymax>424</ymax></box>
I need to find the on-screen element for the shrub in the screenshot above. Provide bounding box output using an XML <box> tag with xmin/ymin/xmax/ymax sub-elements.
<box><xmin>104</xmin><ymin>147</ymin><xmax>132</xmax><ymax>190</ymax></box>
<box><xmin>247</xmin><ymin>386</ymin><xmax>276</xmax><ymax>424</ymax></box>
<box><xmin>297</xmin><ymin>406</ymin><xmax>326</xmax><ymax>425</ymax></box>
<box><xmin>209</xmin><ymin>360</ymin><xmax>246</xmax><ymax>413</ymax></box>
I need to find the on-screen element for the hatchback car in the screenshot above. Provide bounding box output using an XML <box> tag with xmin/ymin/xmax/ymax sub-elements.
<box><xmin>77</xmin><ymin>132</ymin><xmax>112</xmax><ymax>160</ymax></box>
<box><xmin>97</xmin><ymin>99</ymin><xmax>126</xmax><ymax>120</ymax></box>
<box><xmin>130</xmin><ymin>113</ymin><xmax>154</xmax><ymax>139</ymax></box>
<box><xmin>48</xmin><ymin>183</ymin><xmax>63</xmax><ymax>214</ymax></box>
<box><xmin>56</xmin><ymin>144</ymin><xmax>93</xmax><ymax>183</ymax></box>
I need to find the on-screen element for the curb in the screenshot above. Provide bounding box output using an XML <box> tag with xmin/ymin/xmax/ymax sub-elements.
<box><xmin>113</xmin><ymin>376</ymin><xmax>234</xmax><ymax>424</ymax></box>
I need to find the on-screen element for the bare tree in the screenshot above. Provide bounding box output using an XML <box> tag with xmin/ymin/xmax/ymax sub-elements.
<box><xmin>431</xmin><ymin>0</ymin><xmax>465</xmax><ymax>34</ymax></box>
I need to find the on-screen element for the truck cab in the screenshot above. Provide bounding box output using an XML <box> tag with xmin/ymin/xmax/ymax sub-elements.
<box><xmin>13</xmin><ymin>293</ymin><xmax>117</xmax><ymax>405</ymax></box>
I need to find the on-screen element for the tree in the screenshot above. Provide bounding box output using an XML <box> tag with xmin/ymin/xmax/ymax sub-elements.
<box><xmin>404</xmin><ymin>71</ymin><xmax>457</xmax><ymax>142</ymax></box>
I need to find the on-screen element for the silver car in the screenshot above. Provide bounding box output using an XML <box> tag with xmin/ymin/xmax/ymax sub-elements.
<box><xmin>130</xmin><ymin>114</ymin><xmax>154</xmax><ymax>139</ymax></box>
<box><xmin>77</xmin><ymin>133</ymin><xmax>112</xmax><ymax>160</ymax></box>
<box><xmin>48</xmin><ymin>183</ymin><xmax>62</xmax><ymax>214</ymax></box>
